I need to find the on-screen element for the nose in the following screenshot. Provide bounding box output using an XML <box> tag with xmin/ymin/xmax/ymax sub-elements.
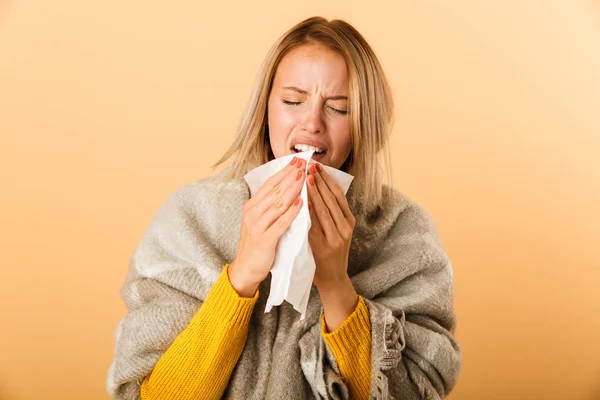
<box><xmin>300</xmin><ymin>104</ymin><xmax>325</xmax><ymax>134</ymax></box>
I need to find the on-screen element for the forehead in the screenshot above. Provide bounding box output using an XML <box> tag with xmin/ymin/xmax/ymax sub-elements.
<box><xmin>273</xmin><ymin>44</ymin><xmax>348</xmax><ymax>93</ymax></box>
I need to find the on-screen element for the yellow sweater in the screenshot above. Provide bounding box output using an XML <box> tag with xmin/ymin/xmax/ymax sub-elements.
<box><xmin>141</xmin><ymin>264</ymin><xmax>372</xmax><ymax>399</ymax></box>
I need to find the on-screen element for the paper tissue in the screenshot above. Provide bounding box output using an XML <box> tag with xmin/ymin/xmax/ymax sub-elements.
<box><xmin>243</xmin><ymin>150</ymin><xmax>354</xmax><ymax>319</ymax></box>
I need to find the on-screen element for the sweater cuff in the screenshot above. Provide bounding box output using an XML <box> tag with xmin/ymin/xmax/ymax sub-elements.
<box><xmin>320</xmin><ymin>295</ymin><xmax>371</xmax><ymax>353</ymax></box>
<box><xmin>200</xmin><ymin>263</ymin><xmax>260</xmax><ymax>327</ymax></box>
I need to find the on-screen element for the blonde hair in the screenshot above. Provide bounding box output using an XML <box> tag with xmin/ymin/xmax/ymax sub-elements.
<box><xmin>212</xmin><ymin>16</ymin><xmax>395</xmax><ymax>215</ymax></box>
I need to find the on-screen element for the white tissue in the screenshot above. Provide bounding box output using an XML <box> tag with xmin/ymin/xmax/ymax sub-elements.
<box><xmin>243</xmin><ymin>150</ymin><xmax>354</xmax><ymax>319</ymax></box>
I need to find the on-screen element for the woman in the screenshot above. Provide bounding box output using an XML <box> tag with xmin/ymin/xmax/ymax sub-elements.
<box><xmin>107</xmin><ymin>16</ymin><xmax>462</xmax><ymax>400</ymax></box>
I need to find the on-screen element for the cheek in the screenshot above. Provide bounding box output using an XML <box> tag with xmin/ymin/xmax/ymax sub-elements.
<box><xmin>332</xmin><ymin>122</ymin><xmax>351</xmax><ymax>152</ymax></box>
<box><xmin>268</xmin><ymin>104</ymin><xmax>298</xmax><ymax>155</ymax></box>
<box><xmin>270</xmin><ymin>105</ymin><xmax>298</xmax><ymax>134</ymax></box>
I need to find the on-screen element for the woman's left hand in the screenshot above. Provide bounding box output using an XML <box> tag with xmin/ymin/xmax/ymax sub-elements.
<box><xmin>306</xmin><ymin>161</ymin><xmax>356</xmax><ymax>291</ymax></box>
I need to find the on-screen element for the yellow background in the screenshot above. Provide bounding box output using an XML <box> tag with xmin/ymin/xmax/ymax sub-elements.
<box><xmin>1</xmin><ymin>1</ymin><xmax>599</xmax><ymax>399</ymax></box>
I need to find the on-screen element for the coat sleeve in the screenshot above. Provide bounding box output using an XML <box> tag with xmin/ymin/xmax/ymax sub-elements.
<box><xmin>355</xmin><ymin>201</ymin><xmax>463</xmax><ymax>399</ymax></box>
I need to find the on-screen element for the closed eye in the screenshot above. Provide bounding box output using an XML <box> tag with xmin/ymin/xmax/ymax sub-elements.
<box><xmin>330</xmin><ymin>107</ymin><xmax>347</xmax><ymax>115</ymax></box>
<box><xmin>282</xmin><ymin>100</ymin><xmax>347</xmax><ymax>115</ymax></box>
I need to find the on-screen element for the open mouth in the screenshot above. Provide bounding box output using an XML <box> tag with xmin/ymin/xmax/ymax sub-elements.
<box><xmin>291</xmin><ymin>147</ymin><xmax>327</xmax><ymax>160</ymax></box>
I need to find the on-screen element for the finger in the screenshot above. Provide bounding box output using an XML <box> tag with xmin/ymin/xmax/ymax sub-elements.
<box><xmin>307</xmin><ymin>200</ymin><xmax>325</xmax><ymax>240</ymax></box>
<box><xmin>250</xmin><ymin>157</ymin><xmax>305</xmax><ymax>209</ymax></box>
<box><xmin>265</xmin><ymin>196</ymin><xmax>303</xmax><ymax>242</ymax></box>
<box><xmin>311</xmin><ymin>162</ymin><xmax>353</xmax><ymax>221</ymax></box>
<box><xmin>255</xmin><ymin>166</ymin><xmax>306</xmax><ymax>233</ymax></box>
<box><xmin>248</xmin><ymin>158</ymin><xmax>305</xmax><ymax>218</ymax></box>
<box><xmin>308</xmin><ymin>163</ymin><xmax>347</xmax><ymax>234</ymax></box>
<box><xmin>306</xmin><ymin>171</ymin><xmax>338</xmax><ymax>242</ymax></box>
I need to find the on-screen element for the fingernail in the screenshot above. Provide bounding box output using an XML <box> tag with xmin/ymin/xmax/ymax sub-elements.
<box><xmin>290</xmin><ymin>156</ymin><xmax>297</xmax><ymax>166</ymax></box>
<box><xmin>309</xmin><ymin>164</ymin><xmax>317</xmax><ymax>174</ymax></box>
<box><xmin>297</xmin><ymin>159</ymin><xmax>304</xmax><ymax>169</ymax></box>
<box><xmin>308</xmin><ymin>175</ymin><xmax>315</xmax><ymax>186</ymax></box>
<box><xmin>294</xmin><ymin>198</ymin><xmax>300</xmax><ymax>206</ymax></box>
<box><xmin>316</xmin><ymin>164</ymin><xmax>323</xmax><ymax>173</ymax></box>
<box><xmin>296</xmin><ymin>170</ymin><xmax>303</xmax><ymax>181</ymax></box>
<box><xmin>308</xmin><ymin>201</ymin><xmax>312</xmax><ymax>210</ymax></box>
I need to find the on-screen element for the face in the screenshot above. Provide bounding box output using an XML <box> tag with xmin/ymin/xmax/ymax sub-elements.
<box><xmin>267</xmin><ymin>43</ymin><xmax>352</xmax><ymax>169</ymax></box>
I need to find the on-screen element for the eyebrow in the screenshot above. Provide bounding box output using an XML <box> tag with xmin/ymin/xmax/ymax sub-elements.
<box><xmin>282</xmin><ymin>86</ymin><xmax>348</xmax><ymax>101</ymax></box>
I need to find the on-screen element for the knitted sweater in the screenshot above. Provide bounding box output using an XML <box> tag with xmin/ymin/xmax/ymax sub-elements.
<box><xmin>106</xmin><ymin>167</ymin><xmax>462</xmax><ymax>399</ymax></box>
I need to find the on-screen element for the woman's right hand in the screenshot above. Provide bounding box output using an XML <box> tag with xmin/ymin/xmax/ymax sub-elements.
<box><xmin>228</xmin><ymin>156</ymin><xmax>307</xmax><ymax>297</ymax></box>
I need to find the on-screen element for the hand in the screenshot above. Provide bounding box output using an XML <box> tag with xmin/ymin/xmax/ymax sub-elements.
<box><xmin>306</xmin><ymin>161</ymin><xmax>356</xmax><ymax>292</ymax></box>
<box><xmin>229</xmin><ymin>157</ymin><xmax>306</xmax><ymax>297</ymax></box>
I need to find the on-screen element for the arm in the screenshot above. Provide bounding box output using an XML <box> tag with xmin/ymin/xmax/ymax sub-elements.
<box><xmin>106</xmin><ymin>182</ymin><xmax>262</xmax><ymax>400</ymax></box>
<box><xmin>140</xmin><ymin>263</ymin><xmax>258</xmax><ymax>400</ymax></box>
<box><xmin>302</xmin><ymin>199</ymin><xmax>462</xmax><ymax>400</ymax></box>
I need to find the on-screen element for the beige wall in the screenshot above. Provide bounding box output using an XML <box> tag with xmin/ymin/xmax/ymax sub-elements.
<box><xmin>1</xmin><ymin>1</ymin><xmax>599</xmax><ymax>399</ymax></box>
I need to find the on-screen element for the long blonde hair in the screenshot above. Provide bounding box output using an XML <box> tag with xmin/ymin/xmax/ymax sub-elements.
<box><xmin>212</xmin><ymin>16</ymin><xmax>395</xmax><ymax>215</ymax></box>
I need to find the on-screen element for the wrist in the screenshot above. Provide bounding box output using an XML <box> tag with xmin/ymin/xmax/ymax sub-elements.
<box><xmin>315</xmin><ymin>273</ymin><xmax>353</xmax><ymax>295</ymax></box>
<box><xmin>228</xmin><ymin>262</ymin><xmax>261</xmax><ymax>298</ymax></box>
<box><xmin>317</xmin><ymin>275</ymin><xmax>358</xmax><ymax>332</ymax></box>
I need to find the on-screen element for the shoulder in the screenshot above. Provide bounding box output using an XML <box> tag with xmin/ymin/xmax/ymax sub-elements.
<box><xmin>159</xmin><ymin>169</ymin><xmax>249</xmax><ymax>215</ymax></box>
<box><xmin>379</xmin><ymin>185</ymin><xmax>450</xmax><ymax>272</ymax></box>
<box><xmin>349</xmin><ymin>183</ymin><xmax>444</xmax><ymax>273</ymax></box>
<box><xmin>136</xmin><ymin>170</ymin><xmax>250</xmax><ymax>276</ymax></box>
<box><xmin>381</xmin><ymin>184</ymin><xmax>442</xmax><ymax>238</ymax></box>
<box><xmin>349</xmin><ymin>184</ymin><xmax>452</xmax><ymax>294</ymax></box>
<box><xmin>144</xmin><ymin>169</ymin><xmax>250</xmax><ymax>245</ymax></box>
<box><xmin>359</xmin><ymin>183</ymin><xmax>440</xmax><ymax>239</ymax></box>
